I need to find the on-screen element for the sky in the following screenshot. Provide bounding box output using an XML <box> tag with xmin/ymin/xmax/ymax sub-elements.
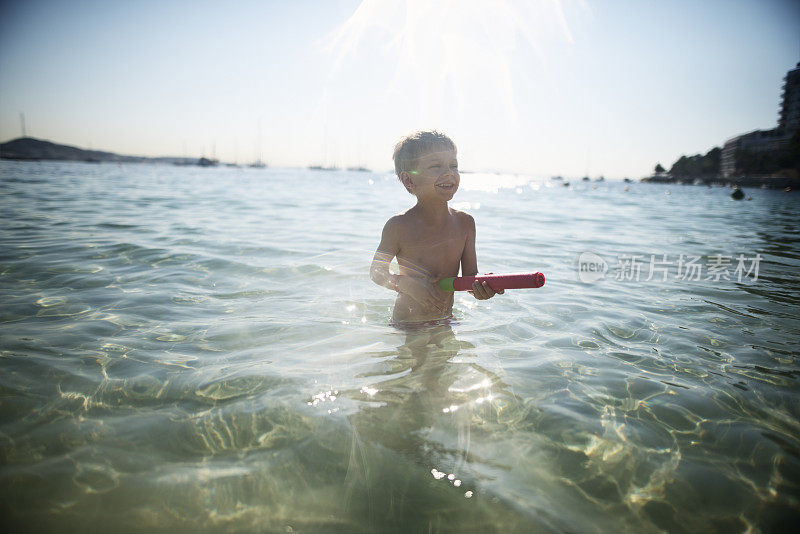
<box><xmin>1</xmin><ymin>0</ymin><xmax>798</xmax><ymax>178</ymax></box>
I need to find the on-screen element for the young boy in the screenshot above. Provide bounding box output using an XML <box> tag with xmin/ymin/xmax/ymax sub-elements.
<box><xmin>370</xmin><ymin>130</ymin><xmax>502</xmax><ymax>325</ymax></box>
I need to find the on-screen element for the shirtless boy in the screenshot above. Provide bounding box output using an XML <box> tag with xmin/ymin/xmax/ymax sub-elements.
<box><xmin>370</xmin><ymin>130</ymin><xmax>502</xmax><ymax>325</ymax></box>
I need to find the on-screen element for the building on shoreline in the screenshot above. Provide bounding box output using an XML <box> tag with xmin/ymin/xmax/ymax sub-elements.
<box><xmin>779</xmin><ymin>61</ymin><xmax>800</xmax><ymax>132</ymax></box>
<box><xmin>721</xmin><ymin>62</ymin><xmax>799</xmax><ymax>179</ymax></box>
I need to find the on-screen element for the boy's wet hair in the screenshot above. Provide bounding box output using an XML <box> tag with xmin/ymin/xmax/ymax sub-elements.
<box><xmin>393</xmin><ymin>130</ymin><xmax>456</xmax><ymax>189</ymax></box>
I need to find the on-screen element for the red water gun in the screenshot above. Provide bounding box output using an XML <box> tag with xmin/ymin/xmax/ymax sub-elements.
<box><xmin>438</xmin><ymin>272</ymin><xmax>545</xmax><ymax>292</ymax></box>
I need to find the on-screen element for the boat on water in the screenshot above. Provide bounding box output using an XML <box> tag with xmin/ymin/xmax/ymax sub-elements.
<box><xmin>198</xmin><ymin>157</ymin><xmax>218</xmax><ymax>167</ymax></box>
<box><xmin>308</xmin><ymin>165</ymin><xmax>339</xmax><ymax>171</ymax></box>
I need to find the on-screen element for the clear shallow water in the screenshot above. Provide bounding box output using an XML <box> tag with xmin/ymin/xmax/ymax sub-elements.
<box><xmin>0</xmin><ymin>161</ymin><xmax>798</xmax><ymax>533</ymax></box>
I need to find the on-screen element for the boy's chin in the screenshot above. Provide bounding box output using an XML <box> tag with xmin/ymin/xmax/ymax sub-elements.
<box><xmin>435</xmin><ymin>188</ymin><xmax>457</xmax><ymax>199</ymax></box>
<box><xmin>418</xmin><ymin>189</ymin><xmax>457</xmax><ymax>202</ymax></box>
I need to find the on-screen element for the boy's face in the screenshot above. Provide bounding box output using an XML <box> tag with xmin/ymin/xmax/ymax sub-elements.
<box><xmin>402</xmin><ymin>148</ymin><xmax>459</xmax><ymax>201</ymax></box>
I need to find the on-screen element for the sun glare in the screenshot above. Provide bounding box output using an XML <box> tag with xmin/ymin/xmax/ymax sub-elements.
<box><xmin>322</xmin><ymin>0</ymin><xmax>577</xmax><ymax>126</ymax></box>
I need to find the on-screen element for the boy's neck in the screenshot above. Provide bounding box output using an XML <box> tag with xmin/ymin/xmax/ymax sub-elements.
<box><xmin>413</xmin><ymin>199</ymin><xmax>450</xmax><ymax>223</ymax></box>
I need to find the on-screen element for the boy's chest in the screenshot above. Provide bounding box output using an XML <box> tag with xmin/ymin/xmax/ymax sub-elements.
<box><xmin>397</xmin><ymin>225</ymin><xmax>466</xmax><ymax>275</ymax></box>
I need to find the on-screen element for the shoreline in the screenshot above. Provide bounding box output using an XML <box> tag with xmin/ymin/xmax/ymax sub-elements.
<box><xmin>641</xmin><ymin>173</ymin><xmax>798</xmax><ymax>189</ymax></box>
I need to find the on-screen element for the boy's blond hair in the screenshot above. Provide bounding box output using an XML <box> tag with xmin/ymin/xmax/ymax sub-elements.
<box><xmin>393</xmin><ymin>130</ymin><xmax>456</xmax><ymax>192</ymax></box>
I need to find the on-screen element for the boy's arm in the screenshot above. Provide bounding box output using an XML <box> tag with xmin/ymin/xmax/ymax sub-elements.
<box><xmin>460</xmin><ymin>213</ymin><xmax>503</xmax><ymax>300</ymax></box>
<box><xmin>460</xmin><ymin>214</ymin><xmax>478</xmax><ymax>277</ymax></box>
<box><xmin>370</xmin><ymin>218</ymin><xmax>401</xmax><ymax>291</ymax></box>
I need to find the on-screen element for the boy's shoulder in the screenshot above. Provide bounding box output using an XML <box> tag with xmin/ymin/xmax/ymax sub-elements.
<box><xmin>449</xmin><ymin>207</ymin><xmax>474</xmax><ymax>223</ymax></box>
<box><xmin>448</xmin><ymin>207</ymin><xmax>475</xmax><ymax>231</ymax></box>
<box><xmin>383</xmin><ymin>208</ymin><xmax>474</xmax><ymax>245</ymax></box>
<box><xmin>384</xmin><ymin>210</ymin><xmax>413</xmax><ymax>227</ymax></box>
<box><xmin>381</xmin><ymin>211</ymin><xmax>413</xmax><ymax>239</ymax></box>
<box><xmin>385</xmin><ymin>207</ymin><xmax>474</xmax><ymax>226</ymax></box>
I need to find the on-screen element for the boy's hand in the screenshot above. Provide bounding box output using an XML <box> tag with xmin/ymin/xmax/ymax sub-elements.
<box><xmin>470</xmin><ymin>280</ymin><xmax>504</xmax><ymax>300</ymax></box>
<box><xmin>399</xmin><ymin>275</ymin><xmax>447</xmax><ymax>313</ymax></box>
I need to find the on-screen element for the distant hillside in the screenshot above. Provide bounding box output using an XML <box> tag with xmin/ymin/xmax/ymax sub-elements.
<box><xmin>0</xmin><ymin>137</ymin><xmax>188</xmax><ymax>164</ymax></box>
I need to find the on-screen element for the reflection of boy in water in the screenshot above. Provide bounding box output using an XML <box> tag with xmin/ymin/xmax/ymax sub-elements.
<box><xmin>370</xmin><ymin>130</ymin><xmax>502</xmax><ymax>325</ymax></box>
<box><xmin>342</xmin><ymin>325</ymin><xmax>521</xmax><ymax>527</ymax></box>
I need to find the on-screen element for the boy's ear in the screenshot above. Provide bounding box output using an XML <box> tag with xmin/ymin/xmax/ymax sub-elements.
<box><xmin>400</xmin><ymin>171</ymin><xmax>414</xmax><ymax>192</ymax></box>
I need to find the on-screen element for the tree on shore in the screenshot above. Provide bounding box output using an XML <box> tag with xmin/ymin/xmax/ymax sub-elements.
<box><xmin>654</xmin><ymin>163</ymin><xmax>665</xmax><ymax>174</ymax></box>
<box><xmin>668</xmin><ymin>147</ymin><xmax>721</xmax><ymax>178</ymax></box>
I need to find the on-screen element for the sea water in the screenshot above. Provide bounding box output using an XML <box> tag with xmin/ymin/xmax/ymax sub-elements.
<box><xmin>0</xmin><ymin>161</ymin><xmax>798</xmax><ymax>532</ymax></box>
